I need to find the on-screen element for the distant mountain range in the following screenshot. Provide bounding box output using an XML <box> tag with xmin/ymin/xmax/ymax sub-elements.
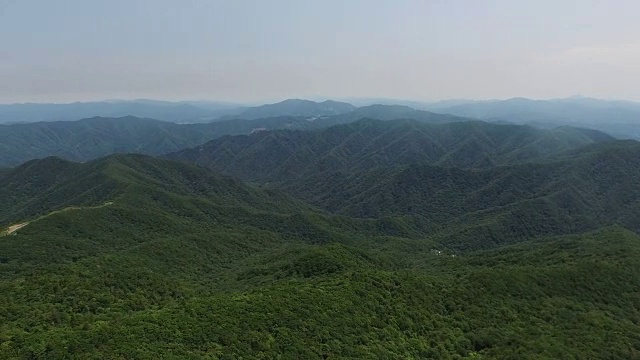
<box><xmin>4</xmin><ymin>95</ymin><xmax>640</xmax><ymax>167</ymax></box>
<box><xmin>0</xmin><ymin>106</ymin><xmax>474</xmax><ymax>166</ymax></box>
<box><xmin>425</xmin><ymin>96</ymin><xmax>640</xmax><ymax>139</ymax></box>
<box><xmin>167</xmin><ymin>118</ymin><xmax>613</xmax><ymax>182</ymax></box>
<box><xmin>0</xmin><ymin>116</ymin><xmax>215</xmax><ymax>166</ymax></box>
<box><xmin>0</xmin><ymin>99</ymin><xmax>243</xmax><ymax>124</ymax></box>
<box><xmin>0</xmin><ymin>98</ymin><xmax>357</xmax><ymax>124</ymax></box>
<box><xmin>219</xmin><ymin>99</ymin><xmax>356</xmax><ymax>120</ymax></box>
<box><xmin>3</xmin><ymin>96</ymin><xmax>640</xmax><ymax>142</ymax></box>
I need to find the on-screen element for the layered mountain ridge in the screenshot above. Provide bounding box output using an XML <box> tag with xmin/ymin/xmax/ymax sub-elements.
<box><xmin>2</xmin><ymin>116</ymin><xmax>640</xmax><ymax>358</ymax></box>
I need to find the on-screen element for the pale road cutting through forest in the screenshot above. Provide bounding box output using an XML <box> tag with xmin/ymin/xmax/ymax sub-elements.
<box><xmin>1</xmin><ymin>201</ymin><xmax>114</xmax><ymax>237</ymax></box>
<box><xmin>5</xmin><ymin>222</ymin><xmax>29</xmax><ymax>235</ymax></box>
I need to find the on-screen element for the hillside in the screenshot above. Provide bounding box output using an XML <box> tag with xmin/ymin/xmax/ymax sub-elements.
<box><xmin>288</xmin><ymin>140</ymin><xmax>640</xmax><ymax>250</ymax></box>
<box><xmin>167</xmin><ymin>120</ymin><xmax>640</xmax><ymax>252</ymax></box>
<box><xmin>0</xmin><ymin>98</ymin><xmax>356</xmax><ymax>124</ymax></box>
<box><xmin>0</xmin><ymin>99</ymin><xmax>241</xmax><ymax>124</ymax></box>
<box><xmin>309</xmin><ymin>104</ymin><xmax>470</xmax><ymax>128</ymax></box>
<box><xmin>0</xmin><ymin>116</ymin><xmax>208</xmax><ymax>166</ymax></box>
<box><xmin>1</xmin><ymin>152</ymin><xmax>640</xmax><ymax>358</ymax></box>
<box><xmin>0</xmin><ymin>154</ymin><xmax>315</xmax><ymax>224</ymax></box>
<box><xmin>428</xmin><ymin>97</ymin><xmax>640</xmax><ymax>140</ymax></box>
<box><xmin>0</xmin><ymin>115</ymin><xmax>313</xmax><ymax>166</ymax></box>
<box><xmin>0</xmin><ymin>106</ymin><xmax>474</xmax><ymax>167</ymax></box>
<box><xmin>219</xmin><ymin>99</ymin><xmax>356</xmax><ymax>120</ymax></box>
<box><xmin>168</xmin><ymin>118</ymin><xmax>614</xmax><ymax>183</ymax></box>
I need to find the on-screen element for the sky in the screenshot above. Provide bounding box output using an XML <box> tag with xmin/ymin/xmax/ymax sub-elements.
<box><xmin>1</xmin><ymin>0</ymin><xmax>639</xmax><ymax>104</ymax></box>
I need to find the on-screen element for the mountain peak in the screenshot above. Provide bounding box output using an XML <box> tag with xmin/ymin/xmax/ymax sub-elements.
<box><xmin>221</xmin><ymin>99</ymin><xmax>356</xmax><ymax>120</ymax></box>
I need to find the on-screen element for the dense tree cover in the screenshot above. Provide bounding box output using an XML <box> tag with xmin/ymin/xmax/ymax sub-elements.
<box><xmin>2</xmin><ymin>201</ymin><xmax>639</xmax><ymax>359</ymax></box>
<box><xmin>0</xmin><ymin>105</ymin><xmax>473</xmax><ymax>167</ymax></box>
<box><xmin>2</xmin><ymin>119</ymin><xmax>640</xmax><ymax>358</ymax></box>
<box><xmin>167</xmin><ymin>119</ymin><xmax>639</xmax><ymax>250</ymax></box>
<box><xmin>0</xmin><ymin>115</ymin><xmax>315</xmax><ymax>166</ymax></box>
<box><xmin>282</xmin><ymin>140</ymin><xmax>640</xmax><ymax>250</ymax></box>
<box><xmin>0</xmin><ymin>154</ymin><xmax>328</xmax><ymax>225</ymax></box>
<box><xmin>167</xmin><ymin>118</ymin><xmax>613</xmax><ymax>183</ymax></box>
<box><xmin>0</xmin><ymin>167</ymin><xmax>11</xmax><ymax>178</ymax></box>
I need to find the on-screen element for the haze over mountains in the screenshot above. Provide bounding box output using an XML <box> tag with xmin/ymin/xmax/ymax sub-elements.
<box><xmin>3</xmin><ymin>96</ymin><xmax>640</xmax><ymax>139</ymax></box>
<box><xmin>0</xmin><ymin>98</ymin><xmax>356</xmax><ymax>124</ymax></box>
<box><xmin>167</xmin><ymin>119</ymin><xmax>612</xmax><ymax>181</ymax></box>
<box><xmin>425</xmin><ymin>96</ymin><xmax>640</xmax><ymax>140</ymax></box>
<box><xmin>0</xmin><ymin>100</ymin><xmax>241</xmax><ymax>124</ymax></box>
<box><xmin>2</xmin><ymin>96</ymin><xmax>640</xmax><ymax>358</ymax></box>
<box><xmin>6</xmin><ymin>0</ymin><xmax>640</xmax><ymax>356</ymax></box>
<box><xmin>0</xmin><ymin>100</ymin><xmax>479</xmax><ymax>167</ymax></box>
<box><xmin>3</xmin><ymin>96</ymin><xmax>640</xmax><ymax>167</ymax></box>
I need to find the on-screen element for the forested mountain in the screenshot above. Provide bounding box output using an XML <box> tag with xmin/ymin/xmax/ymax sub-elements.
<box><xmin>0</xmin><ymin>106</ymin><xmax>479</xmax><ymax>166</ymax></box>
<box><xmin>219</xmin><ymin>99</ymin><xmax>356</xmax><ymax>120</ymax></box>
<box><xmin>2</xmin><ymin>115</ymin><xmax>640</xmax><ymax>359</ymax></box>
<box><xmin>309</xmin><ymin>104</ymin><xmax>469</xmax><ymax>128</ymax></box>
<box><xmin>2</xmin><ymin>151</ymin><xmax>640</xmax><ymax>358</ymax></box>
<box><xmin>168</xmin><ymin>118</ymin><xmax>614</xmax><ymax>182</ymax></box>
<box><xmin>0</xmin><ymin>154</ymin><xmax>316</xmax><ymax>225</ymax></box>
<box><xmin>5</xmin><ymin>97</ymin><xmax>640</xmax><ymax>140</ymax></box>
<box><xmin>0</xmin><ymin>99</ymin><xmax>241</xmax><ymax>124</ymax></box>
<box><xmin>0</xmin><ymin>99</ymin><xmax>358</xmax><ymax>125</ymax></box>
<box><xmin>0</xmin><ymin>166</ymin><xmax>10</xmax><ymax>178</ymax></box>
<box><xmin>0</xmin><ymin>115</ymin><xmax>312</xmax><ymax>166</ymax></box>
<box><xmin>287</xmin><ymin>140</ymin><xmax>640</xmax><ymax>249</ymax></box>
<box><xmin>0</xmin><ymin>116</ymin><xmax>212</xmax><ymax>166</ymax></box>
<box><xmin>427</xmin><ymin>97</ymin><xmax>640</xmax><ymax>140</ymax></box>
<box><xmin>167</xmin><ymin>119</ymin><xmax>640</xmax><ymax>252</ymax></box>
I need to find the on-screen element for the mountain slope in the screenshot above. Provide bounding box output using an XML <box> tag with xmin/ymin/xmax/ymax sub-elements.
<box><xmin>168</xmin><ymin>118</ymin><xmax>614</xmax><ymax>183</ymax></box>
<box><xmin>0</xmin><ymin>99</ymin><xmax>242</xmax><ymax>124</ymax></box>
<box><xmin>2</xmin><ymin>117</ymin><xmax>640</xmax><ymax>358</ymax></box>
<box><xmin>309</xmin><ymin>104</ymin><xmax>470</xmax><ymax>128</ymax></box>
<box><xmin>0</xmin><ymin>116</ymin><xmax>209</xmax><ymax>166</ymax></box>
<box><xmin>289</xmin><ymin>140</ymin><xmax>640</xmax><ymax>250</ymax></box>
<box><xmin>0</xmin><ymin>154</ymin><xmax>315</xmax><ymax>225</ymax></box>
<box><xmin>2</xmin><ymin>185</ymin><xmax>639</xmax><ymax>359</ymax></box>
<box><xmin>0</xmin><ymin>166</ymin><xmax>11</xmax><ymax>178</ymax></box>
<box><xmin>0</xmin><ymin>153</ymin><xmax>639</xmax><ymax>358</ymax></box>
<box><xmin>220</xmin><ymin>99</ymin><xmax>356</xmax><ymax>120</ymax></box>
<box><xmin>430</xmin><ymin>97</ymin><xmax>640</xmax><ymax>140</ymax></box>
<box><xmin>0</xmin><ymin>105</ymin><xmax>473</xmax><ymax>167</ymax></box>
<box><xmin>0</xmin><ymin>115</ymin><xmax>315</xmax><ymax>166</ymax></box>
<box><xmin>168</xmin><ymin>120</ymin><xmax>640</xmax><ymax>251</ymax></box>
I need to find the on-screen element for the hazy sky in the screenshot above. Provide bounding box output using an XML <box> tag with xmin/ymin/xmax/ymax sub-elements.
<box><xmin>1</xmin><ymin>0</ymin><xmax>639</xmax><ymax>103</ymax></box>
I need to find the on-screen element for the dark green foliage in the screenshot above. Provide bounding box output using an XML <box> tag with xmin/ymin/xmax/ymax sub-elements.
<box><xmin>0</xmin><ymin>115</ymin><xmax>312</xmax><ymax>166</ymax></box>
<box><xmin>0</xmin><ymin>157</ymin><xmax>119</xmax><ymax>224</ymax></box>
<box><xmin>0</xmin><ymin>99</ymin><xmax>240</xmax><ymax>124</ymax></box>
<box><xmin>2</xmin><ymin>210</ymin><xmax>639</xmax><ymax>359</ymax></box>
<box><xmin>0</xmin><ymin>166</ymin><xmax>10</xmax><ymax>178</ymax></box>
<box><xmin>2</xmin><ymin>118</ymin><xmax>640</xmax><ymax>359</ymax></box>
<box><xmin>286</xmin><ymin>140</ymin><xmax>640</xmax><ymax>250</ymax></box>
<box><xmin>0</xmin><ymin>153</ymin><xmax>316</xmax><ymax>224</ymax></box>
<box><xmin>1</xmin><ymin>104</ymin><xmax>470</xmax><ymax>167</ymax></box>
<box><xmin>168</xmin><ymin>118</ymin><xmax>612</xmax><ymax>183</ymax></box>
<box><xmin>168</xmin><ymin>119</ymin><xmax>635</xmax><ymax>250</ymax></box>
